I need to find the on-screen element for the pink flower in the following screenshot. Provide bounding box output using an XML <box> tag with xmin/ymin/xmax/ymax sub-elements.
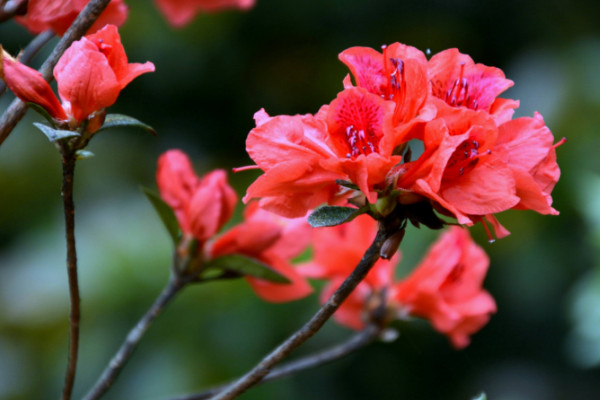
<box><xmin>395</xmin><ymin>104</ymin><xmax>560</xmax><ymax>237</ymax></box>
<box><xmin>1</xmin><ymin>25</ymin><xmax>154</xmax><ymax>127</ymax></box>
<box><xmin>244</xmin><ymin>87</ymin><xmax>405</xmax><ymax>217</ymax></box>
<box><xmin>209</xmin><ymin>203</ymin><xmax>313</xmax><ymax>302</ymax></box>
<box><xmin>428</xmin><ymin>48</ymin><xmax>519</xmax><ymax>124</ymax></box>
<box><xmin>15</xmin><ymin>0</ymin><xmax>128</xmax><ymax>36</ymax></box>
<box><xmin>154</xmin><ymin>0</ymin><xmax>255</xmax><ymax>27</ymax></box>
<box><xmin>391</xmin><ymin>227</ymin><xmax>496</xmax><ymax>348</ymax></box>
<box><xmin>157</xmin><ymin>150</ymin><xmax>237</xmax><ymax>243</ymax></box>
<box><xmin>339</xmin><ymin>42</ymin><xmax>434</xmax><ymax>130</ymax></box>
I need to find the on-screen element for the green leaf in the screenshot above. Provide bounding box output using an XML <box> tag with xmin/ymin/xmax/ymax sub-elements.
<box><xmin>472</xmin><ymin>393</ymin><xmax>487</xmax><ymax>400</ymax></box>
<box><xmin>75</xmin><ymin>150</ymin><xmax>94</xmax><ymax>160</ymax></box>
<box><xmin>33</xmin><ymin>122</ymin><xmax>80</xmax><ymax>142</ymax></box>
<box><xmin>97</xmin><ymin>114</ymin><xmax>157</xmax><ymax>136</ymax></box>
<box><xmin>335</xmin><ymin>179</ymin><xmax>360</xmax><ymax>191</ymax></box>
<box><xmin>206</xmin><ymin>254</ymin><xmax>291</xmax><ymax>283</ymax></box>
<box><xmin>141</xmin><ymin>186</ymin><xmax>180</xmax><ymax>244</ymax></box>
<box><xmin>28</xmin><ymin>102</ymin><xmax>57</xmax><ymax>127</ymax></box>
<box><xmin>307</xmin><ymin>205</ymin><xmax>363</xmax><ymax>228</ymax></box>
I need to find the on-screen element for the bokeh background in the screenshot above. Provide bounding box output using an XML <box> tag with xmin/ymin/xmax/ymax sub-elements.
<box><xmin>1</xmin><ymin>0</ymin><xmax>600</xmax><ymax>399</ymax></box>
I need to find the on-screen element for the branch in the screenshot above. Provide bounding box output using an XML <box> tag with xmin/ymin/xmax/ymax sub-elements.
<box><xmin>207</xmin><ymin>224</ymin><xmax>390</xmax><ymax>400</ymax></box>
<box><xmin>0</xmin><ymin>0</ymin><xmax>112</xmax><ymax>147</ymax></box>
<box><xmin>60</xmin><ymin>148</ymin><xmax>80</xmax><ymax>400</ymax></box>
<box><xmin>0</xmin><ymin>30</ymin><xmax>55</xmax><ymax>97</ymax></box>
<box><xmin>82</xmin><ymin>274</ymin><xmax>191</xmax><ymax>400</ymax></box>
<box><xmin>170</xmin><ymin>324</ymin><xmax>381</xmax><ymax>400</ymax></box>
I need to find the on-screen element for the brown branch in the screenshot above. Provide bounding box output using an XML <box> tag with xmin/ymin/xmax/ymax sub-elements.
<box><xmin>0</xmin><ymin>29</ymin><xmax>55</xmax><ymax>97</ymax></box>
<box><xmin>82</xmin><ymin>274</ymin><xmax>192</xmax><ymax>400</ymax></box>
<box><xmin>170</xmin><ymin>324</ymin><xmax>381</xmax><ymax>400</ymax></box>
<box><xmin>0</xmin><ymin>0</ymin><xmax>112</xmax><ymax>147</ymax></box>
<box><xmin>60</xmin><ymin>147</ymin><xmax>80</xmax><ymax>400</ymax></box>
<box><xmin>207</xmin><ymin>224</ymin><xmax>391</xmax><ymax>400</ymax></box>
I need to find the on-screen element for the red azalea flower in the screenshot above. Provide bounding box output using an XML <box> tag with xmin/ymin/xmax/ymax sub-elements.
<box><xmin>396</xmin><ymin>104</ymin><xmax>560</xmax><ymax>237</ymax></box>
<box><xmin>209</xmin><ymin>202</ymin><xmax>313</xmax><ymax>303</ymax></box>
<box><xmin>154</xmin><ymin>0</ymin><xmax>255</xmax><ymax>27</ymax></box>
<box><xmin>428</xmin><ymin>48</ymin><xmax>519</xmax><ymax>124</ymax></box>
<box><xmin>244</xmin><ymin>87</ymin><xmax>403</xmax><ymax>217</ymax></box>
<box><xmin>396</xmin><ymin>106</ymin><xmax>520</xmax><ymax>228</ymax></box>
<box><xmin>339</xmin><ymin>42</ymin><xmax>435</xmax><ymax>131</ymax></box>
<box><xmin>157</xmin><ymin>149</ymin><xmax>237</xmax><ymax>242</ymax></box>
<box><xmin>298</xmin><ymin>214</ymin><xmax>399</xmax><ymax>329</ymax></box>
<box><xmin>1</xmin><ymin>25</ymin><xmax>154</xmax><ymax>126</ymax></box>
<box><xmin>15</xmin><ymin>0</ymin><xmax>128</xmax><ymax>36</ymax></box>
<box><xmin>391</xmin><ymin>226</ymin><xmax>496</xmax><ymax>348</ymax></box>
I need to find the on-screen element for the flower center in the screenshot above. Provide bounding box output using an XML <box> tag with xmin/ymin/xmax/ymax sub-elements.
<box><xmin>444</xmin><ymin>140</ymin><xmax>481</xmax><ymax>179</ymax></box>
<box><xmin>441</xmin><ymin>63</ymin><xmax>479</xmax><ymax>110</ymax></box>
<box><xmin>329</xmin><ymin>90</ymin><xmax>385</xmax><ymax>159</ymax></box>
<box><xmin>343</xmin><ymin>124</ymin><xmax>378</xmax><ymax>157</ymax></box>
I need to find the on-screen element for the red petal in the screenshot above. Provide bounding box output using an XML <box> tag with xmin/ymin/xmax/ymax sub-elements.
<box><xmin>441</xmin><ymin>157</ymin><xmax>519</xmax><ymax>216</ymax></box>
<box><xmin>1</xmin><ymin>50</ymin><xmax>66</xmax><ymax>120</ymax></box>
<box><xmin>54</xmin><ymin>38</ymin><xmax>120</xmax><ymax>122</ymax></box>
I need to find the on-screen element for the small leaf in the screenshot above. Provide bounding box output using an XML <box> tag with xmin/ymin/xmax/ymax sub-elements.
<box><xmin>141</xmin><ymin>186</ymin><xmax>180</xmax><ymax>244</ymax></box>
<box><xmin>33</xmin><ymin>122</ymin><xmax>80</xmax><ymax>142</ymax></box>
<box><xmin>472</xmin><ymin>393</ymin><xmax>487</xmax><ymax>400</ymax></box>
<box><xmin>75</xmin><ymin>150</ymin><xmax>94</xmax><ymax>160</ymax></box>
<box><xmin>98</xmin><ymin>114</ymin><xmax>157</xmax><ymax>136</ymax></box>
<box><xmin>206</xmin><ymin>254</ymin><xmax>291</xmax><ymax>283</ymax></box>
<box><xmin>28</xmin><ymin>102</ymin><xmax>57</xmax><ymax>127</ymax></box>
<box><xmin>307</xmin><ymin>205</ymin><xmax>363</xmax><ymax>228</ymax></box>
<box><xmin>335</xmin><ymin>179</ymin><xmax>360</xmax><ymax>191</ymax></box>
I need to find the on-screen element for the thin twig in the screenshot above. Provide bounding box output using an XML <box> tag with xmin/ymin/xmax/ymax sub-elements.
<box><xmin>208</xmin><ymin>224</ymin><xmax>391</xmax><ymax>400</ymax></box>
<box><xmin>60</xmin><ymin>147</ymin><xmax>80</xmax><ymax>400</ymax></box>
<box><xmin>0</xmin><ymin>0</ymin><xmax>112</xmax><ymax>147</ymax></box>
<box><xmin>0</xmin><ymin>30</ymin><xmax>55</xmax><ymax>97</ymax></box>
<box><xmin>171</xmin><ymin>324</ymin><xmax>381</xmax><ymax>400</ymax></box>
<box><xmin>82</xmin><ymin>274</ymin><xmax>191</xmax><ymax>400</ymax></box>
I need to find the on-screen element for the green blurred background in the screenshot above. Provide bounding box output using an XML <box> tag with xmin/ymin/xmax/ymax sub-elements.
<box><xmin>1</xmin><ymin>0</ymin><xmax>600</xmax><ymax>399</ymax></box>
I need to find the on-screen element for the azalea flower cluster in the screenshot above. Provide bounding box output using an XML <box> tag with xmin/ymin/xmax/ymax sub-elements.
<box><xmin>1</xmin><ymin>24</ymin><xmax>154</xmax><ymax>130</ymax></box>
<box><xmin>300</xmin><ymin>216</ymin><xmax>495</xmax><ymax>348</ymax></box>
<box><xmin>243</xmin><ymin>43</ymin><xmax>562</xmax><ymax>237</ymax></box>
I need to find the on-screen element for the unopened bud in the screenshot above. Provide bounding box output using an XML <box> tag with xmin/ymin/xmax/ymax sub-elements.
<box><xmin>380</xmin><ymin>228</ymin><xmax>405</xmax><ymax>260</ymax></box>
<box><xmin>86</xmin><ymin>109</ymin><xmax>106</xmax><ymax>134</ymax></box>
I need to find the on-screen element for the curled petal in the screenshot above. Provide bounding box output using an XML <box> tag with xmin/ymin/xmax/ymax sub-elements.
<box><xmin>157</xmin><ymin>150</ymin><xmax>202</xmax><ymax>232</ymax></box>
<box><xmin>1</xmin><ymin>49</ymin><xmax>66</xmax><ymax>120</ymax></box>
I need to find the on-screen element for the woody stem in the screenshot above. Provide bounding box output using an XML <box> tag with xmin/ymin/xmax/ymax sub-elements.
<box><xmin>207</xmin><ymin>223</ymin><xmax>392</xmax><ymax>400</ymax></box>
<box><xmin>60</xmin><ymin>148</ymin><xmax>80</xmax><ymax>400</ymax></box>
<box><xmin>0</xmin><ymin>0</ymin><xmax>112</xmax><ymax>147</ymax></box>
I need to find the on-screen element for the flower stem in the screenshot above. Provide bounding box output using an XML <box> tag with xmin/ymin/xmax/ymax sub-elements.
<box><xmin>208</xmin><ymin>224</ymin><xmax>391</xmax><ymax>400</ymax></box>
<box><xmin>170</xmin><ymin>324</ymin><xmax>381</xmax><ymax>400</ymax></box>
<box><xmin>0</xmin><ymin>0</ymin><xmax>112</xmax><ymax>147</ymax></box>
<box><xmin>60</xmin><ymin>149</ymin><xmax>80</xmax><ymax>400</ymax></box>
<box><xmin>82</xmin><ymin>274</ymin><xmax>191</xmax><ymax>400</ymax></box>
